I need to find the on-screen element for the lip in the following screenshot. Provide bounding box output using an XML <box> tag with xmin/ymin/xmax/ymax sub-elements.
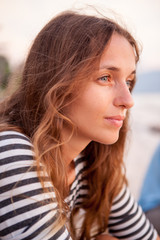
<box><xmin>104</xmin><ymin>115</ymin><xmax>125</xmax><ymax>127</ymax></box>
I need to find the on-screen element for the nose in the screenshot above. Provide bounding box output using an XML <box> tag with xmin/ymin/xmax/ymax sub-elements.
<box><xmin>113</xmin><ymin>83</ymin><xmax>134</xmax><ymax>109</ymax></box>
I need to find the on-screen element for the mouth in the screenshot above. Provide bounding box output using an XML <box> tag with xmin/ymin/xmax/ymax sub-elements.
<box><xmin>104</xmin><ymin>115</ymin><xmax>125</xmax><ymax>127</ymax></box>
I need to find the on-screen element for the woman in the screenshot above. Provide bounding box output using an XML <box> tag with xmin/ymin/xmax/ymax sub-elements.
<box><xmin>0</xmin><ymin>11</ymin><xmax>159</xmax><ymax>240</ymax></box>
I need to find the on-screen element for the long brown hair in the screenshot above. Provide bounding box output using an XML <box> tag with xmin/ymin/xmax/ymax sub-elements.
<box><xmin>0</xmin><ymin>11</ymin><xmax>139</xmax><ymax>239</ymax></box>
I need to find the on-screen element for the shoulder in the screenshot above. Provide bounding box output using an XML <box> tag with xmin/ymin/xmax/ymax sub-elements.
<box><xmin>0</xmin><ymin>130</ymin><xmax>34</xmax><ymax>166</ymax></box>
<box><xmin>0</xmin><ymin>130</ymin><xmax>32</xmax><ymax>147</ymax></box>
<box><xmin>109</xmin><ymin>185</ymin><xmax>158</xmax><ymax>239</ymax></box>
<box><xmin>0</xmin><ymin>130</ymin><xmax>36</xmax><ymax>189</ymax></box>
<box><xmin>0</xmin><ymin>131</ymin><xmax>71</xmax><ymax>239</ymax></box>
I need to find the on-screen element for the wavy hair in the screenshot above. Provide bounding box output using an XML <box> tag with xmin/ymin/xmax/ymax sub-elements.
<box><xmin>0</xmin><ymin>11</ymin><xmax>139</xmax><ymax>239</ymax></box>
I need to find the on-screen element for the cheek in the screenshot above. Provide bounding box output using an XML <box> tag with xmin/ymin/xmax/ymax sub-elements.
<box><xmin>67</xmin><ymin>96</ymin><xmax>97</xmax><ymax>124</ymax></box>
<box><xmin>78</xmin><ymin>92</ymin><xmax>104</xmax><ymax>116</ymax></box>
<box><xmin>77</xmin><ymin>95</ymin><xmax>109</xmax><ymax>125</ymax></box>
<box><xmin>67</xmin><ymin>84</ymin><xmax>111</xmax><ymax>121</ymax></box>
<box><xmin>82</xmin><ymin>86</ymin><xmax>108</xmax><ymax>107</ymax></box>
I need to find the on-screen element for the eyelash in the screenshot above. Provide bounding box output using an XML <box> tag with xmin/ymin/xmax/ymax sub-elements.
<box><xmin>98</xmin><ymin>75</ymin><xmax>111</xmax><ymax>83</ymax></box>
<box><xmin>97</xmin><ymin>75</ymin><xmax>134</xmax><ymax>90</ymax></box>
<box><xmin>126</xmin><ymin>80</ymin><xmax>134</xmax><ymax>90</ymax></box>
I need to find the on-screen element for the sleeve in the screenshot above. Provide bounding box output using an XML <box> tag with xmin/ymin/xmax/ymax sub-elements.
<box><xmin>0</xmin><ymin>131</ymin><xmax>72</xmax><ymax>240</ymax></box>
<box><xmin>108</xmin><ymin>185</ymin><xmax>158</xmax><ymax>240</ymax></box>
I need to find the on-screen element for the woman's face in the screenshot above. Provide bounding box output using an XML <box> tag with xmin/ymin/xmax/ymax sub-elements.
<box><xmin>65</xmin><ymin>33</ymin><xmax>136</xmax><ymax>145</ymax></box>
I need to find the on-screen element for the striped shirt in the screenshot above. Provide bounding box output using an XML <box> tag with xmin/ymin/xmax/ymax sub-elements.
<box><xmin>0</xmin><ymin>131</ymin><xmax>158</xmax><ymax>240</ymax></box>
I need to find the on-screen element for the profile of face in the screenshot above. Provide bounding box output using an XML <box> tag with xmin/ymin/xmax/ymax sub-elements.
<box><xmin>64</xmin><ymin>33</ymin><xmax>136</xmax><ymax>146</ymax></box>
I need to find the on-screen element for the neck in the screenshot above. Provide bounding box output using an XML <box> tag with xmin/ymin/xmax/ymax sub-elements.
<box><xmin>62</xmin><ymin>127</ymin><xmax>91</xmax><ymax>166</ymax></box>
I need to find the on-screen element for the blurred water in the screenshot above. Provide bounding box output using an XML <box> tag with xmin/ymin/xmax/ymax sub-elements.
<box><xmin>125</xmin><ymin>93</ymin><xmax>160</xmax><ymax>200</ymax></box>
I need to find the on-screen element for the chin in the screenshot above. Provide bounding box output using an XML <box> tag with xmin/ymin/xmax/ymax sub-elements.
<box><xmin>108</xmin><ymin>138</ymin><xmax>119</xmax><ymax>145</ymax></box>
<box><xmin>98</xmin><ymin>133</ymin><xmax>120</xmax><ymax>145</ymax></box>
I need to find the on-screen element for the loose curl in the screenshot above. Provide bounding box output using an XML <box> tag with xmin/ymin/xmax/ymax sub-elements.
<box><xmin>0</xmin><ymin>11</ymin><xmax>139</xmax><ymax>239</ymax></box>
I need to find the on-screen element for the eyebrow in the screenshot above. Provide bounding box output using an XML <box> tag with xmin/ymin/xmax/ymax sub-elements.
<box><xmin>100</xmin><ymin>66</ymin><xmax>136</xmax><ymax>75</ymax></box>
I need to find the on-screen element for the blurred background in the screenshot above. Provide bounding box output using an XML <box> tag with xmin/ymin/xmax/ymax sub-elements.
<box><xmin>0</xmin><ymin>0</ymin><xmax>160</xmax><ymax>199</ymax></box>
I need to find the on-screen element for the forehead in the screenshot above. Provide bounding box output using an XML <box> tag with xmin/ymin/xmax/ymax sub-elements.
<box><xmin>100</xmin><ymin>33</ymin><xmax>136</xmax><ymax>72</ymax></box>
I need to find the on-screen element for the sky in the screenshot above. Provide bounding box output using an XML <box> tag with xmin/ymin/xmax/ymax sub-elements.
<box><xmin>0</xmin><ymin>0</ymin><xmax>160</xmax><ymax>73</ymax></box>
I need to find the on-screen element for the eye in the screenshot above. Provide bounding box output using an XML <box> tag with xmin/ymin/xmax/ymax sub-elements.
<box><xmin>98</xmin><ymin>75</ymin><xmax>111</xmax><ymax>82</ymax></box>
<box><xmin>100</xmin><ymin>76</ymin><xmax>109</xmax><ymax>81</ymax></box>
<box><xmin>126</xmin><ymin>80</ymin><xmax>134</xmax><ymax>90</ymax></box>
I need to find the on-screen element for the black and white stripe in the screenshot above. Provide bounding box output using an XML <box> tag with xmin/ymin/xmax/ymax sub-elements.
<box><xmin>0</xmin><ymin>131</ymin><xmax>71</xmax><ymax>240</ymax></box>
<box><xmin>0</xmin><ymin>131</ymin><xmax>158</xmax><ymax>239</ymax></box>
<box><xmin>108</xmin><ymin>186</ymin><xmax>157</xmax><ymax>239</ymax></box>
